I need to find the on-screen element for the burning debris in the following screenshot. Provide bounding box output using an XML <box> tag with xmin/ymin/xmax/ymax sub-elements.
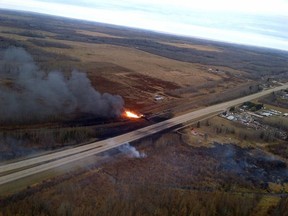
<box><xmin>124</xmin><ymin>110</ymin><xmax>143</xmax><ymax>119</ymax></box>
<box><xmin>0</xmin><ymin>47</ymin><xmax>124</xmax><ymax>123</ymax></box>
<box><xmin>123</xmin><ymin>110</ymin><xmax>150</xmax><ymax>121</ymax></box>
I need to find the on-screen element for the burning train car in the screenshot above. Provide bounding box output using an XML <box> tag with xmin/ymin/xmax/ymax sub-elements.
<box><xmin>124</xmin><ymin>110</ymin><xmax>149</xmax><ymax>121</ymax></box>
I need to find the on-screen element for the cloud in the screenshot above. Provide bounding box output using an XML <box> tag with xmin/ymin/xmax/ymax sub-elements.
<box><xmin>0</xmin><ymin>0</ymin><xmax>288</xmax><ymax>51</ymax></box>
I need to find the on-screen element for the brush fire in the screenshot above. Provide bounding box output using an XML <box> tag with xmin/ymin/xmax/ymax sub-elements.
<box><xmin>123</xmin><ymin>110</ymin><xmax>150</xmax><ymax>121</ymax></box>
<box><xmin>124</xmin><ymin>110</ymin><xmax>143</xmax><ymax>119</ymax></box>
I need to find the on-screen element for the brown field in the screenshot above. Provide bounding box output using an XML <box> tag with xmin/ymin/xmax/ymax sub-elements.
<box><xmin>1</xmin><ymin>9</ymin><xmax>287</xmax><ymax>119</ymax></box>
<box><xmin>76</xmin><ymin>29</ymin><xmax>125</xmax><ymax>38</ymax></box>
<box><xmin>0</xmin><ymin>9</ymin><xmax>254</xmax><ymax>132</ymax></box>
<box><xmin>0</xmin><ymin>9</ymin><xmax>287</xmax><ymax>150</ymax></box>
<box><xmin>158</xmin><ymin>41</ymin><xmax>223</xmax><ymax>52</ymax></box>
<box><xmin>0</xmin><ymin>9</ymin><xmax>288</xmax><ymax>215</ymax></box>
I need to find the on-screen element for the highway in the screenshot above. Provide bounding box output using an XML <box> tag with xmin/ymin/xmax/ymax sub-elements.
<box><xmin>0</xmin><ymin>84</ymin><xmax>287</xmax><ymax>185</ymax></box>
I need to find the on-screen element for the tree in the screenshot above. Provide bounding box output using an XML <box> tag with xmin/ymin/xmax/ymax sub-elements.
<box><xmin>204</xmin><ymin>133</ymin><xmax>208</xmax><ymax>141</ymax></box>
<box><xmin>57</xmin><ymin>201</ymin><xmax>73</xmax><ymax>216</ymax></box>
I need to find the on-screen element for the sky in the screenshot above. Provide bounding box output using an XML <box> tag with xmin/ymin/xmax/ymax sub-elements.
<box><xmin>1</xmin><ymin>0</ymin><xmax>288</xmax><ymax>51</ymax></box>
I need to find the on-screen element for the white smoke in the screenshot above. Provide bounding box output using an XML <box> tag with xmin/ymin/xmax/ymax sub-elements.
<box><xmin>0</xmin><ymin>47</ymin><xmax>124</xmax><ymax>123</ymax></box>
<box><xmin>118</xmin><ymin>143</ymin><xmax>147</xmax><ymax>158</ymax></box>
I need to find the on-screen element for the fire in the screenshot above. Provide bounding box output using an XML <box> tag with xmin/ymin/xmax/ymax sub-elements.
<box><xmin>124</xmin><ymin>110</ymin><xmax>143</xmax><ymax>119</ymax></box>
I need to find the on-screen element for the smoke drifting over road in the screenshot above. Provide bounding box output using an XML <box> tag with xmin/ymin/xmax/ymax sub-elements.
<box><xmin>0</xmin><ymin>47</ymin><xmax>124</xmax><ymax>123</ymax></box>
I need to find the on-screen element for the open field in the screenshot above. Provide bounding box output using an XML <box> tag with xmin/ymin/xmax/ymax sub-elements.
<box><xmin>0</xmin><ymin>9</ymin><xmax>288</xmax><ymax>215</ymax></box>
<box><xmin>157</xmin><ymin>41</ymin><xmax>223</xmax><ymax>52</ymax></box>
<box><xmin>0</xmin><ymin>10</ymin><xmax>286</xmax><ymax>124</ymax></box>
<box><xmin>1</xmin><ymin>9</ymin><xmax>288</xmax><ymax>116</ymax></box>
<box><xmin>1</xmin><ymin>9</ymin><xmax>284</xmax><ymax>159</ymax></box>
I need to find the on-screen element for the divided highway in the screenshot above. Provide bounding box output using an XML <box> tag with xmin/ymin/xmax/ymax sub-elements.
<box><xmin>0</xmin><ymin>84</ymin><xmax>287</xmax><ymax>185</ymax></box>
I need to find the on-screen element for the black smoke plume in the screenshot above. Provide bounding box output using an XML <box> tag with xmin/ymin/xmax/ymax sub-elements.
<box><xmin>0</xmin><ymin>47</ymin><xmax>124</xmax><ymax>123</ymax></box>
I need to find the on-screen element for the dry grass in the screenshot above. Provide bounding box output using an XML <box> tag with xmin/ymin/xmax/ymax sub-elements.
<box><xmin>0</xmin><ymin>133</ymin><xmax>264</xmax><ymax>215</ymax></box>
<box><xmin>181</xmin><ymin>115</ymin><xmax>288</xmax><ymax>149</ymax></box>
<box><xmin>251</xmin><ymin>196</ymin><xmax>281</xmax><ymax>216</ymax></box>
<box><xmin>2</xmin><ymin>131</ymin><xmax>287</xmax><ymax>215</ymax></box>
<box><xmin>46</xmin><ymin>42</ymin><xmax>221</xmax><ymax>86</ymax></box>
<box><xmin>181</xmin><ymin>117</ymin><xmax>251</xmax><ymax>147</ymax></box>
<box><xmin>0</xmin><ymin>32</ymin><xmax>28</xmax><ymax>42</ymax></box>
<box><xmin>76</xmin><ymin>30</ymin><xmax>124</xmax><ymax>38</ymax></box>
<box><xmin>158</xmin><ymin>41</ymin><xmax>223</xmax><ymax>52</ymax></box>
<box><xmin>0</xmin><ymin>11</ymin><xmax>250</xmax><ymax>116</ymax></box>
<box><xmin>0</xmin><ymin>26</ymin><xmax>56</xmax><ymax>37</ymax></box>
<box><xmin>0</xmin><ymin>13</ymin><xmax>32</xmax><ymax>21</ymax></box>
<box><xmin>1</xmin><ymin>29</ymin><xmax>218</xmax><ymax>88</ymax></box>
<box><xmin>254</xmin><ymin>99</ymin><xmax>288</xmax><ymax>114</ymax></box>
<box><xmin>1</xmin><ymin>11</ymin><xmax>287</xmax><ymax>215</ymax></box>
<box><xmin>0</xmin><ymin>154</ymin><xmax>104</xmax><ymax>197</ymax></box>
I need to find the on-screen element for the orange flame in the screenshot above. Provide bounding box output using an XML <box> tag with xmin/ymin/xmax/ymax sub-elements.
<box><xmin>125</xmin><ymin>110</ymin><xmax>143</xmax><ymax>119</ymax></box>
